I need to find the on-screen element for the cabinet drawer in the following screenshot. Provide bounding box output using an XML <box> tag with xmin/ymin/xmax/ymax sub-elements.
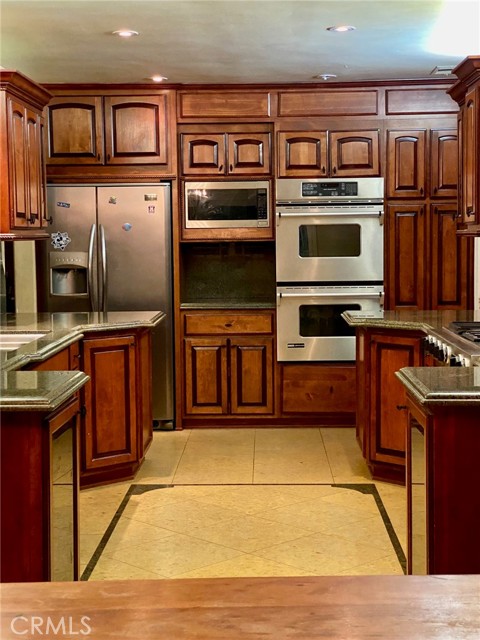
<box><xmin>183</xmin><ymin>312</ymin><xmax>273</xmax><ymax>335</ymax></box>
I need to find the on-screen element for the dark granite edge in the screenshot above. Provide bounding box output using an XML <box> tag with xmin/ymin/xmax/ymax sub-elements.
<box><xmin>395</xmin><ymin>368</ymin><xmax>480</xmax><ymax>405</ymax></box>
<box><xmin>0</xmin><ymin>371</ymin><xmax>90</xmax><ymax>411</ymax></box>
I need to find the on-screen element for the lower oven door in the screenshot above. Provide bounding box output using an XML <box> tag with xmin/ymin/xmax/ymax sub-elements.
<box><xmin>277</xmin><ymin>284</ymin><xmax>384</xmax><ymax>361</ymax></box>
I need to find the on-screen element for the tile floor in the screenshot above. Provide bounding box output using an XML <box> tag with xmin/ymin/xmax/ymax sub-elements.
<box><xmin>79</xmin><ymin>428</ymin><xmax>407</xmax><ymax>580</ymax></box>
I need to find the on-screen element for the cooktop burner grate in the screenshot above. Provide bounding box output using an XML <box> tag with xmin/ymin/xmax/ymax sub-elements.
<box><xmin>448</xmin><ymin>322</ymin><xmax>480</xmax><ymax>342</ymax></box>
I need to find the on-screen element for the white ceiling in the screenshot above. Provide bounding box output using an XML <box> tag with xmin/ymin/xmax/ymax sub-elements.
<box><xmin>1</xmin><ymin>0</ymin><xmax>479</xmax><ymax>85</ymax></box>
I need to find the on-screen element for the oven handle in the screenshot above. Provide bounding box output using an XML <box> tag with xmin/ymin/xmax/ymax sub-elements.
<box><xmin>278</xmin><ymin>291</ymin><xmax>383</xmax><ymax>298</ymax></box>
<box><xmin>277</xmin><ymin>210</ymin><xmax>384</xmax><ymax>224</ymax></box>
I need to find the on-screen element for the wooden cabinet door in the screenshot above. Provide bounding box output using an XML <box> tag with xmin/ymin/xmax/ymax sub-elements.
<box><xmin>387</xmin><ymin>130</ymin><xmax>426</xmax><ymax>198</ymax></box>
<box><xmin>369</xmin><ymin>332</ymin><xmax>422</xmax><ymax>477</ymax></box>
<box><xmin>181</xmin><ymin>134</ymin><xmax>226</xmax><ymax>175</ymax></box>
<box><xmin>104</xmin><ymin>96</ymin><xmax>168</xmax><ymax>165</ymax></box>
<box><xmin>462</xmin><ymin>87</ymin><xmax>479</xmax><ymax>224</ymax></box>
<box><xmin>227</xmin><ymin>133</ymin><xmax>271</xmax><ymax>175</ymax></box>
<box><xmin>184</xmin><ymin>337</ymin><xmax>228</xmax><ymax>414</ymax></box>
<box><xmin>277</xmin><ymin>132</ymin><xmax>328</xmax><ymax>177</ymax></box>
<box><xmin>81</xmin><ymin>335</ymin><xmax>137</xmax><ymax>470</ymax></box>
<box><xmin>7</xmin><ymin>97</ymin><xmax>43</xmax><ymax>229</ymax></box>
<box><xmin>46</xmin><ymin>96</ymin><xmax>104</xmax><ymax>164</ymax></box>
<box><xmin>230</xmin><ymin>337</ymin><xmax>274</xmax><ymax>414</ymax></box>
<box><xmin>386</xmin><ymin>203</ymin><xmax>425</xmax><ymax>309</ymax></box>
<box><xmin>430</xmin><ymin>203</ymin><xmax>469</xmax><ymax>310</ymax></box>
<box><xmin>430</xmin><ymin>129</ymin><xmax>458</xmax><ymax>198</ymax></box>
<box><xmin>329</xmin><ymin>130</ymin><xmax>380</xmax><ymax>177</ymax></box>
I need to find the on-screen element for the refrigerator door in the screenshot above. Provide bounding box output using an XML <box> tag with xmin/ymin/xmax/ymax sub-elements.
<box><xmin>42</xmin><ymin>186</ymin><xmax>99</xmax><ymax>312</ymax></box>
<box><xmin>97</xmin><ymin>184</ymin><xmax>173</xmax><ymax>423</ymax></box>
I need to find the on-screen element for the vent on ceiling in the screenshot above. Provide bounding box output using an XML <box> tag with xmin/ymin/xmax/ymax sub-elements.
<box><xmin>430</xmin><ymin>66</ymin><xmax>455</xmax><ymax>76</ymax></box>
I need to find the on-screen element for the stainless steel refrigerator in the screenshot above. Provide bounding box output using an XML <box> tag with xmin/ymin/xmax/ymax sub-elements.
<box><xmin>37</xmin><ymin>183</ymin><xmax>174</xmax><ymax>426</ymax></box>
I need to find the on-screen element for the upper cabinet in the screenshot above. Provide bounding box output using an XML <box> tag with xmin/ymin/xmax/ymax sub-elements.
<box><xmin>278</xmin><ymin>129</ymin><xmax>380</xmax><ymax>177</ymax></box>
<box><xmin>448</xmin><ymin>56</ymin><xmax>480</xmax><ymax>232</ymax></box>
<box><xmin>45</xmin><ymin>91</ymin><xmax>176</xmax><ymax>175</ymax></box>
<box><xmin>0</xmin><ymin>70</ymin><xmax>51</xmax><ymax>238</ymax></box>
<box><xmin>180</xmin><ymin>126</ymin><xmax>272</xmax><ymax>176</ymax></box>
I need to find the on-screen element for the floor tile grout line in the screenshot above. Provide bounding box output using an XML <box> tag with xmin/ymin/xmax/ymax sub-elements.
<box><xmin>170</xmin><ymin>429</ymin><xmax>192</xmax><ymax>484</ymax></box>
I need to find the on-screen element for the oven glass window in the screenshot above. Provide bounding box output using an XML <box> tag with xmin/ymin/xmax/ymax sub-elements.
<box><xmin>187</xmin><ymin>189</ymin><xmax>261</xmax><ymax>221</ymax></box>
<box><xmin>299</xmin><ymin>224</ymin><xmax>361</xmax><ymax>257</ymax></box>
<box><xmin>299</xmin><ymin>304</ymin><xmax>361</xmax><ymax>337</ymax></box>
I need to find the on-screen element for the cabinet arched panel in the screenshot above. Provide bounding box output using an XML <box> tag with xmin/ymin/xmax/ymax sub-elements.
<box><xmin>278</xmin><ymin>132</ymin><xmax>327</xmax><ymax>176</ymax></box>
<box><xmin>330</xmin><ymin>130</ymin><xmax>380</xmax><ymax>176</ymax></box>
<box><xmin>181</xmin><ymin>134</ymin><xmax>225</xmax><ymax>174</ymax></box>
<box><xmin>228</xmin><ymin>133</ymin><xmax>271</xmax><ymax>174</ymax></box>
<box><xmin>47</xmin><ymin>97</ymin><xmax>103</xmax><ymax>163</ymax></box>
<box><xmin>387</xmin><ymin>130</ymin><xmax>426</xmax><ymax>198</ymax></box>
<box><xmin>430</xmin><ymin>130</ymin><xmax>457</xmax><ymax>198</ymax></box>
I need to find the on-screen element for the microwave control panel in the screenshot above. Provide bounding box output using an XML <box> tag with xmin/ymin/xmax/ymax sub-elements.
<box><xmin>257</xmin><ymin>189</ymin><xmax>268</xmax><ymax>226</ymax></box>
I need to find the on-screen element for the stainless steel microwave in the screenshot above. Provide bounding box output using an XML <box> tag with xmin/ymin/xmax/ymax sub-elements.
<box><xmin>184</xmin><ymin>181</ymin><xmax>270</xmax><ymax>229</ymax></box>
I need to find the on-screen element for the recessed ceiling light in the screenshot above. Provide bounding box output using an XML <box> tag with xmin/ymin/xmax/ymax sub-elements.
<box><xmin>313</xmin><ymin>74</ymin><xmax>337</xmax><ymax>81</ymax></box>
<box><xmin>326</xmin><ymin>25</ymin><xmax>356</xmax><ymax>33</ymax></box>
<box><xmin>112</xmin><ymin>30</ymin><xmax>139</xmax><ymax>38</ymax></box>
<box><xmin>150</xmin><ymin>75</ymin><xmax>168</xmax><ymax>83</ymax></box>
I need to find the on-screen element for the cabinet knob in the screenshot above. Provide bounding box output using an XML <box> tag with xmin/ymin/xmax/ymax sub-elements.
<box><xmin>466</xmin><ymin>206</ymin><xmax>474</xmax><ymax>216</ymax></box>
<box><xmin>219</xmin><ymin>164</ymin><xmax>223</xmax><ymax>172</ymax></box>
<box><xmin>433</xmin><ymin>187</ymin><xmax>438</xmax><ymax>194</ymax></box>
<box><xmin>321</xmin><ymin>166</ymin><xmax>326</xmax><ymax>174</ymax></box>
<box><xmin>396</xmin><ymin>405</ymin><xmax>408</xmax><ymax>411</ymax></box>
<box><xmin>224</xmin><ymin>323</ymin><xmax>233</xmax><ymax>328</ymax></box>
<box><xmin>107</xmin><ymin>154</ymin><xmax>111</xmax><ymax>161</ymax></box>
<box><xmin>420</xmin><ymin>187</ymin><xmax>424</xmax><ymax>196</ymax></box>
<box><xmin>332</xmin><ymin>166</ymin><xmax>337</xmax><ymax>175</ymax></box>
<box><xmin>45</xmin><ymin>216</ymin><xmax>53</xmax><ymax>225</ymax></box>
<box><xmin>97</xmin><ymin>153</ymin><xmax>101</xmax><ymax>161</ymax></box>
<box><xmin>229</xmin><ymin>164</ymin><xmax>233</xmax><ymax>172</ymax></box>
<box><xmin>28</xmin><ymin>214</ymin><xmax>36</xmax><ymax>224</ymax></box>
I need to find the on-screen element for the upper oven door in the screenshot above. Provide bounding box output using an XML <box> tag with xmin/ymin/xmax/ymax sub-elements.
<box><xmin>276</xmin><ymin>205</ymin><xmax>384</xmax><ymax>283</ymax></box>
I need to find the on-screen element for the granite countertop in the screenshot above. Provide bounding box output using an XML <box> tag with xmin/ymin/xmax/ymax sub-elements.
<box><xmin>180</xmin><ymin>301</ymin><xmax>275</xmax><ymax>310</ymax></box>
<box><xmin>342</xmin><ymin>309</ymin><xmax>480</xmax><ymax>332</ymax></box>
<box><xmin>396</xmin><ymin>367</ymin><xmax>480</xmax><ymax>405</ymax></box>
<box><xmin>0</xmin><ymin>311</ymin><xmax>165</xmax><ymax>372</ymax></box>
<box><xmin>0</xmin><ymin>370</ymin><xmax>89</xmax><ymax>411</ymax></box>
<box><xmin>0</xmin><ymin>311</ymin><xmax>164</xmax><ymax>409</ymax></box>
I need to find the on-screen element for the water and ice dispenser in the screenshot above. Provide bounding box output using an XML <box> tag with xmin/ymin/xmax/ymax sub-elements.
<box><xmin>50</xmin><ymin>252</ymin><xmax>89</xmax><ymax>297</ymax></box>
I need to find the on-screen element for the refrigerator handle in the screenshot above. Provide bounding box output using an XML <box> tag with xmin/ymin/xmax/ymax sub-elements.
<box><xmin>99</xmin><ymin>223</ymin><xmax>108</xmax><ymax>312</ymax></box>
<box><xmin>87</xmin><ymin>224</ymin><xmax>96</xmax><ymax>311</ymax></box>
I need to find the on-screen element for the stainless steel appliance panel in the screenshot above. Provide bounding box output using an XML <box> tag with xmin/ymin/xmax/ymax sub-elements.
<box><xmin>276</xmin><ymin>284</ymin><xmax>384</xmax><ymax>361</ymax></box>
<box><xmin>276</xmin><ymin>205</ymin><xmax>384</xmax><ymax>283</ymax></box>
<box><xmin>276</xmin><ymin>177</ymin><xmax>384</xmax><ymax>203</ymax></box>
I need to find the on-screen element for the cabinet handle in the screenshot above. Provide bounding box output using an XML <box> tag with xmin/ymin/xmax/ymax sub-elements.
<box><xmin>97</xmin><ymin>153</ymin><xmax>101</xmax><ymax>161</ymax></box>
<box><xmin>396</xmin><ymin>405</ymin><xmax>408</xmax><ymax>411</ymax></box>
<box><xmin>433</xmin><ymin>187</ymin><xmax>437</xmax><ymax>194</ymax></box>
<box><xmin>224</xmin><ymin>323</ymin><xmax>233</xmax><ymax>328</ymax></box>
<box><xmin>332</xmin><ymin>166</ymin><xmax>337</xmax><ymax>175</ymax></box>
<box><xmin>107</xmin><ymin>154</ymin><xmax>111</xmax><ymax>161</ymax></box>
<box><xmin>321</xmin><ymin>166</ymin><xmax>326</xmax><ymax>174</ymax></box>
<box><xmin>80</xmin><ymin>405</ymin><xmax>87</xmax><ymax>417</ymax></box>
<box><xmin>466</xmin><ymin>206</ymin><xmax>474</xmax><ymax>216</ymax></box>
<box><xmin>219</xmin><ymin>164</ymin><xmax>223</xmax><ymax>172</ymax></box>
<box><xmin>28</xmin><ymin>214</ymin><xmax>36</xmax><ymax>224</ymax></box>
<box><xmin>230</xmin><ymin>164</ymin><xmax>233</xmax><ymax>172</ymax></box>
<box><xmin>45</xmin><ymin>216</ymin><xmax>53</xmax><ymax>225</ymax></box>
<box><xmin>420</xmin><ymin>187</ymin><xmax>424</xmax><ymax>196</ymax></box>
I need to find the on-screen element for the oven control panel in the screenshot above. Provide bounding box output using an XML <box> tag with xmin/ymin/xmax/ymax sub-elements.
<box><xmin>423</xmin><ymin>332</ymin><xmax>473</xmax><ymax>367</ymax></box>
<box><xmin>301</xmin><ymin>182</ymin><xmax>358</xmax><ymax>197</ymax></box>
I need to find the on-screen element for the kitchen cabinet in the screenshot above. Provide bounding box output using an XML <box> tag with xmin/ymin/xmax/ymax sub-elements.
<box><xmin>1</xmin><ymin>394</ymin><xmax>80</xmax><ymax>582</ymax></box>
<box><xmin>386</xmin><ymin>202</ymin><xmax>471</xmax><ymax>310</ymax></box>
<box><xmin>386</xmin><ymin>130</ymin><xmax>426</xmax><ymax>198</ymax></box>
<box><xmin>430</xmin><ymin>129</ymin><xmax>458</xmax><ymax>198</ymax></box>
<box><xmin>80</xmin><ymin>329</ymin><xmax>152</xmax><ymax>487</ymax></box>
<box><xmin>277</xmin><ymin>129</ymin><xmax>380</xmax><ymax>177</ymax></box>
<box><xmin>182</xmin><ymin>311</ymin><xmax>274</xmax><ymax>422</ymax></box>
<box><xmin>24</xmin><ymin>340</ymin><xmax>81</xmax><ymax>372</ymax></box>
<box><xmin>356</xmin><ymin>327</ymin><xmax>424</xmax><ymax>483</ymax></box>
<box><xmin>0</xmin><ymin>70</ymin><xmax>51</xmax><ymax>238</ymax></box>
<box><xmin>280</xmin><ymin>363</ymin><xmax>356</xmax><ymax>425</ymax></box>
<box><xmin>180</xmin><ymin>126</ymin><xmax>272</xmax><ymax>176</ymax></box>
<box><xmin>448</xmin><ymin>56</ymin><xmax>480</xmax><ymax>231</ymax></box>
<box><xmin>406</xmin><ymin>396</ymin><xmax>480</xmax><ymax>574</ymax></box>
<box><xmin>45</xmin><ymin>92</ymin><xmax>175</xmax><ymax>173</ymax></box>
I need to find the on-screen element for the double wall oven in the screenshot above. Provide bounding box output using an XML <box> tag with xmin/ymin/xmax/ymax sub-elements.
<box><xmin>276</xmin><ymin>178</ymin><xmax>385</xmax><ymax>362</ymax></box>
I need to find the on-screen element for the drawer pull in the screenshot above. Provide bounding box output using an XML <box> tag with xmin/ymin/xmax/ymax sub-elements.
<box><xmin>396</xmin><ymin>405</ymin><xmax>408</xmax><ymax>411</ymax></box>
<box><xmin>224</xmin><ymin>323</ymin><xmax>233</xmax><ymax>328</ymax></box>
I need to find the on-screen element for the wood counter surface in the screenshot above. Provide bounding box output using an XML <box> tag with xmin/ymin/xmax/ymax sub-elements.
<box><xmin>1</xmin><ymin>575</ymin><xmax>479</xmax><ymax>639</ymax></box>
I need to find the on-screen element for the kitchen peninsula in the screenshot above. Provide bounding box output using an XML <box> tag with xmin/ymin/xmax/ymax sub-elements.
<box><xmin>0</xmin><ymin>311</ymin><xmax>164</xmax><ymax>582</ymax></box>
<box><xmin>344</xmin><ymin>309</ymin><xmax>480</xmax><ymax>575</ymax></box>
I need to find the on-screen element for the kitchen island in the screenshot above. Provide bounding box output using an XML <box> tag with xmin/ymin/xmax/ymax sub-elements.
<box><xmin>1</xmin><ymin>575</ymin><xmax>479</xmax><ymax>639</ymax></box>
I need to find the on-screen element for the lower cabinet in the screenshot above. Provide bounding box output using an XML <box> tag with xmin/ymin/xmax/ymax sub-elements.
<box><xmin>406</xmin><ymin>398</ymin><xmax>480</xmax><ymax>574</ymax></box>
<box><xmin>80</xmin><ymin>330</ymin><xmax>152</xmax><ymax>487</ymax></box>
<box><xmin>182</xmin><ymin>311</ymin><xmax>275</xmax><ymax>424</ymax></box>
<box><xmin>1</xmin><ymin>396</ymin><xmax>80</xmax><ymax>582</ymax></box>
<box><xmin>356</xmin><ymin>327</ymin><xmax>424</xmax><ymax>483</ymax></box>
<box><xmin>280</xmin><ymin>363</ymin><xmax>356</xmax><ymax>425</ymax></box>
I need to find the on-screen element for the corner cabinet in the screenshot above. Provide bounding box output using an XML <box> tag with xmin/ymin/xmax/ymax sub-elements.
<box><xmin>181</xmin><ymin>310</ymin><xmax>275</xmax><ymax>425</ymax></box>
<box><xmin>448</xmin><ymin>56</ymin><xmax>480</xmax><ymax>232</ymax></box>
<box><xmin>80</xmin><ymin>328</ymin><xmax>152</xmax><ymax>488</ymax></box>
<box><xmin>277</xmin><ymin>129</ymin><xmax>380</xmax><ymax>177</ymax></box>
<box><xmin>44</xmin><ymin>91</ymin><xmax>176</xmax><ymax>177</ymax></box>
<box><xmin>0</xmin><ymin>70</ymin><xmax>51</xmax><ymax>238</ymax></box>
